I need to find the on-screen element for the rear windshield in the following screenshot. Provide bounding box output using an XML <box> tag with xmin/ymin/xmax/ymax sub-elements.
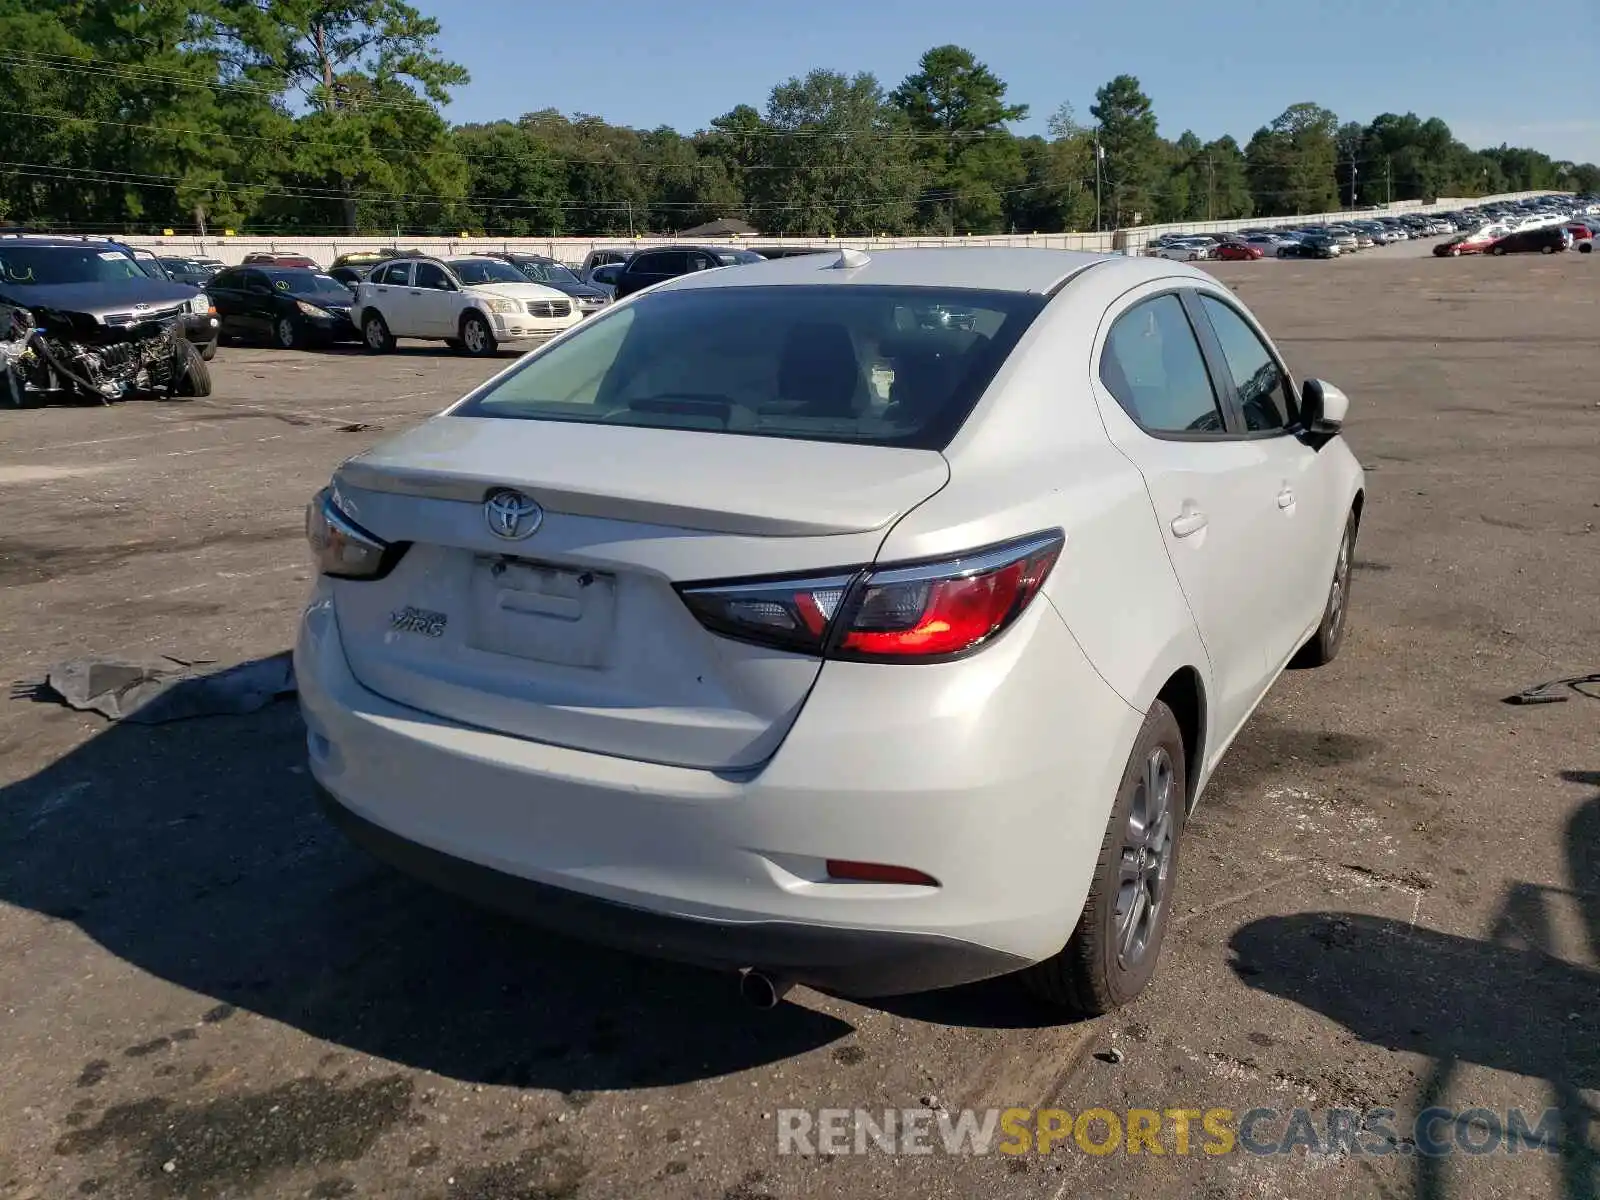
<box><xmin>454</xmin><ymin>285</ymin><xmax>1046</xmax><ymax>450</ymax></box>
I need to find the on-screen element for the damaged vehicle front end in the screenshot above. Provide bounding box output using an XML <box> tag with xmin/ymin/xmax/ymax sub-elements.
<box><xmin>0</xmin><ymin>239</ymin><xmax>212</xmax><ymax>406</ymax></box>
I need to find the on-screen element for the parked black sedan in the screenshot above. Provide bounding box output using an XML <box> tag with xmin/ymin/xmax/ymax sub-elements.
<box><xmin>1277</xmin><ymin>234</ymin><xmax>1340</xmax><ymax>260</ymax></box>
<box><xmin>206</xmin><ymin>266</ymin><xmax>358</xmax><ymax>348</ymax></box>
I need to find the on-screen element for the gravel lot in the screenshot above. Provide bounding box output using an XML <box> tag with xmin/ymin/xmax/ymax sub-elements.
<box><xmin>1</xmin><ymin>252</ymin><xmax>1596</xmax><ymax>1200</ymax></box>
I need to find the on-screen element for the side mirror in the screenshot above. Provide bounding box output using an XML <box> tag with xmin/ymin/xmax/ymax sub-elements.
<box><xmin>1300</xmin><ymin>378</ymin><xmax>1350</xmax><ymax>432</ymax></box>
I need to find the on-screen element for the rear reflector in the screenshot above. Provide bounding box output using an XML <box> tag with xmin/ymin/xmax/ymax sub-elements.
<box><xmin>825</xmin><ymin>860</ymin><xmax>940</xmax><ymax>886</ymax></box>
<box><xmin>677</xmin><ymin>530</ymin><xmax>1063</xmax><ymax>662</ymax></box>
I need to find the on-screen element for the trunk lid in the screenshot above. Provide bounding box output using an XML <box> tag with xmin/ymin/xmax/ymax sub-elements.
<box><xmin>330</xmin><ymin>417</ymin><xmax>948</xmax><ymax>769</ymax></box>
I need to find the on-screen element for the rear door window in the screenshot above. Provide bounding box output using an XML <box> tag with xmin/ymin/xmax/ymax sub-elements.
<box><xmin>636</xmin><ymin>251</ymin><xmax>688</xmax><ymax>276</ymax></box>
<box><xmin>454</xmin><ymin>284</ymin><xmax>1045</xmax><ymax>450</ymax></box>
<box><xmin>1098</xmin><ymin>295</ymin><xmax>1226</xmax><ymax>435</ymax></box>
<box><xmin>413</xmin><ymin>262</ymin><xmax>451</xmax><ymax>290</ymax></box>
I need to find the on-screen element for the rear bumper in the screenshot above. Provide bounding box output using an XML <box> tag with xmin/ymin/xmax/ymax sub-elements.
<box><xmin>316</xmin><ymin>783</ymin><xmax>1027</xmax><ymax>994</ymax></box>
<box><xmin>295</xmin><ymin>584</ymin><xmax>1142</xmax><ymax>996</ymax></box>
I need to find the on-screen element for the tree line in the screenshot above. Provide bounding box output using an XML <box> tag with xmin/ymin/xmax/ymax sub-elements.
<box><xmin>3</xmin><ymin>1</ymin><xmax>1596</xmax><ymax>239</ymax></box>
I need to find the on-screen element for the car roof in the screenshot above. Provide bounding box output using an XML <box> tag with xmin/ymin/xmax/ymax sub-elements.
<box><xmin>0</xmin><ymin>235</ymin><xmax>132</xmax><ymax>251</ymax></box>
<box><xmin>653</xmin><ymin>247</ymin><xmax>1200</xmax><ymax>297</ymax></box>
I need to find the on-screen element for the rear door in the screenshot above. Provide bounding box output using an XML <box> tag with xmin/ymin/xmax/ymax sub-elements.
<box><xmin>410</xmin><ymin>261</ymin><xmax>457</xmax><ymax>336</ymax></box>
<box><xmin>1089</xmin><ymin>287</ymin><xmax>1283</xmax><ymax>739</ymax></box>
<box><xmin>366</xmin><ymin>261</ymin><xmax>413</xmax><ymax>332</ymax></box>
<box><xmin>240</xmin><ymin>271</ymin><xmax>276</xmax><ymax>339</ymax></box>
<box><xmin>329</xmin><ymin>420</ymin><xmax>949</xmax><ymax>770</ymax></box>
<box><xmin>207</xmin><ymin>269</ymin><xmax>248</xmax><ymax>337</ymax></box>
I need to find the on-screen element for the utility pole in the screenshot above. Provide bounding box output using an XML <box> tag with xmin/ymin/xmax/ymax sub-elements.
<box><xmin>1094</xmin><ymin>141</ymin><xmax>1104</xmax><ymax>232</ymax></box>
<box><xmin>1205</xmin><ymin>155</ymin><xmax>1214</xmax><ymax>221</ymax></box>
<box><xmin>1348</xmin><ymin>155</ymin><xmax>1358</xmax><ymax>211</ymax></box>
<box><xmin>1386</xmin><ymin>158</ymin><xmax>1392</xmax><ymax>206</ymax></box>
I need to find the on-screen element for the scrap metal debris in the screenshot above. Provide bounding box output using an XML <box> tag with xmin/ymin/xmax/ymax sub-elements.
<box><xmin>1503</xmin><ymin>672</ymin><xmax>1600</xmax><ymax>705</ymax></box>
<box><xmin>34</xmin><ymin>652</ymin><xmax>295</xmax><ymax>723</ymax></box>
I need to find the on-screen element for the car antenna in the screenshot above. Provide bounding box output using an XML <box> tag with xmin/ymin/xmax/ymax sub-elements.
<box><xmin>831</xmin><ymin>248</ymin><xmax>870</xmax><ymax>270</ymax></box>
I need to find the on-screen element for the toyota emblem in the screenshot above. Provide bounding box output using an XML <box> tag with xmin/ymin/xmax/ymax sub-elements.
<box><xmin>484</xmin><ymin>488</ymin><xmax>542</xmax><ymax>540</ymax></box>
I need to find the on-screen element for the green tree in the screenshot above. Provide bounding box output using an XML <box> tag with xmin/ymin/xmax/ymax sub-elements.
<box><xmin>1089</xmin><ymin>74</ymin><xmax>1162</xmax><ymax>228</ymax></box>
<box><xmin>1247</xmin><ymin>102</ymin><xmax>1340</xmax><ymax>215</ymax></box>
<box><xmin>747</xmin><ymin>69</ymin><xmax>924</xmax><ymax>235</ymax></box>
<box><xmin>209</xmin><ymin>0</ymin><xmax>469</xmax><ymax>231</ymax></box>
<box><xmin>0</xmin><ymin>0</ymin><xmax>251</xmax><ymax>232</ymax></box>
<box><xmin>1159</xmin><ymin>130</ymin><xmax>1204</xmax><ymax>222</ymax></box>
<box><xmin>891</xmin><ymin>45</ymin><xmax>1027</xmax><ymax>233</ymax></box>
<box><xmin>452</xmin><ymin>121</ymin><xmax>564</xmax><ymax>236</ymax></box>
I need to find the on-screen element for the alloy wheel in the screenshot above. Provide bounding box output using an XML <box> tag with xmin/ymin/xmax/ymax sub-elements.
<box><xmin>1114</xmin><ymin>747</ymin><xmax>1176</xmax><ymax>970</ymax></box>
<box><xmin>1328</xmin><ymin>526</ymin><xmax>1352</xmax><ymax>642</ymax></box>
<box><xmin>463</xmin><ymin>319</ymin><xmax>486</xmax><ymax>354</ymax></box>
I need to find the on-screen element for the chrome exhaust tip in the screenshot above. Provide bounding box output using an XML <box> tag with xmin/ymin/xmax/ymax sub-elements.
<box><xmin>738</xmin><ymin>969</ymin><xmax>793</xmax><ymax>1009</ymax></box>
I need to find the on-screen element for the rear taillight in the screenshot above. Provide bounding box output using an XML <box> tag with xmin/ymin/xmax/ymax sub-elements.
<box><xmin>305</xmin><ymin>487</ymin><xmax>408</xmax><ymax>580</ymax></box>
<box><xmin>677</xmin><ymin>531</ymin><xmax>1063</xmax><ymax>663</ymax></box>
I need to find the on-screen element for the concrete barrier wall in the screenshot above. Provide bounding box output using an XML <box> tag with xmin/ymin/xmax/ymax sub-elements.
<box><xmin>113</xmin><ymin>190</ymin><xmax>1562</xmax><ymax>266</ymax></box>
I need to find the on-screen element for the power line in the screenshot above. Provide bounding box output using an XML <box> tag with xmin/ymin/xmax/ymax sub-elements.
<box><xmin>0</xmin><ymin>161</ymin><xmax>1054</xmax><ymax>216</ymax></box>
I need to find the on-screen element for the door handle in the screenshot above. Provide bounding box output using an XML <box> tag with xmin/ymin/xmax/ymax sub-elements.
<box><xmin>1277</xmin><ymin>487</ymin><xmax>1296</xmax><ymax>509</ymax></box>
<box><xmin>1171</xmin><ymin>510</ymin><xmax>1208</xmax><ymax>538</ymax></box>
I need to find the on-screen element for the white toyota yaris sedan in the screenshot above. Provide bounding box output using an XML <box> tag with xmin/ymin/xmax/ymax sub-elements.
<box><xmin>297</xmin><ymin>247</ymin><xmax>1364</xmax><ymax>1013</ymax></box>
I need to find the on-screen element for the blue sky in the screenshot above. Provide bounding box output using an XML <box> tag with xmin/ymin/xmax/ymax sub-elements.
<box><xmin>414</xmin><ymin>0</ymin><xmax>1600</xmax><ymax>164</ymax></box>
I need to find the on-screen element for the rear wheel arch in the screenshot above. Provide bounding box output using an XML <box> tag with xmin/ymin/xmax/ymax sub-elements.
<box><xmin>1155</xmin><ymin>667</ymin><xmax>1206</xmax><ymax>810</ymax></box>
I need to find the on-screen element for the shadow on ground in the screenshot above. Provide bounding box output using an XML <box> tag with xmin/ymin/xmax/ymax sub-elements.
<box><xmin>1230</xmin><ymin>771</ymin><xmax>1600</xmax><ymax>1200</ymax></box>
<box><xmin>0</xmin><ymin>674</ymin><xmax>851</xmax><ymax>1090</ymax></box>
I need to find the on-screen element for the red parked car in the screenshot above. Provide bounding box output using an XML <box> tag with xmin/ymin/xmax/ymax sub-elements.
<box><xmin>1213</xmin><ymin>242</ymin><xmax>1265</xmax><ymax>261</ymax></box>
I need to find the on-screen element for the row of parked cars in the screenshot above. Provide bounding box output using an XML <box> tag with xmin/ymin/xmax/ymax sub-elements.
<box><xmin>145</xmin><ymin>243</ymin><xmax>798</xmax><ymax>356</ymax></box>
<box><xmin>1149</xmin><ymin>212</ymin><xmax>1464</xmax><ymax>262</ymax></box>
<box><xmin>1147</xmin><ymin>192</ymin><xmax>1600</xmax><ymax>263</ymax></box>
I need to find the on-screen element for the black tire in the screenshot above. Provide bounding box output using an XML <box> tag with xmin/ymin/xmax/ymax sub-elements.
<box><xmin>362</xmin><ymin>312</ymin><xmax>393</xmax><ymax>354</ymax></box>
<box><xmin>1022</xmin><ymin>701</ymin><xmax>1186</xmax><ymax>1014</ymax></box>
<box><xmin>171</xmin><ymin>340</ymin><xmax>212</xmax><ymax>398</ymax></box>
<box><xmin>1581</xmin><ymin>243</ymin><xmax>1593</xmax><ymax>254</ymax></box>
<box><xmin>1292</xmin><ymin>509</ymin><xmax>1356</xmax><ymax>668</ymax></box>
<box><xmin>1540</xmin><ymin>245</ymin><xmax>1555</xmax><ymax>255</ymax></box>
<box><xmin>1491</xmin><ymin>245</ymin><xmax>1507</xmax><ymax>256</ymax></box>
<box><xmin>457</xmin><ymin>311</ymin><xmax>497</xmax><ymax>357</ymax></box>
<box><xmin>274</xmin><ymin>315</ymin><xmax>302</xmax><ymax>349</ymax></box>
<box><xmin>200</xmin><ymin>338</ymin><xmax>217</xmax><ymax>362</ymax></box>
